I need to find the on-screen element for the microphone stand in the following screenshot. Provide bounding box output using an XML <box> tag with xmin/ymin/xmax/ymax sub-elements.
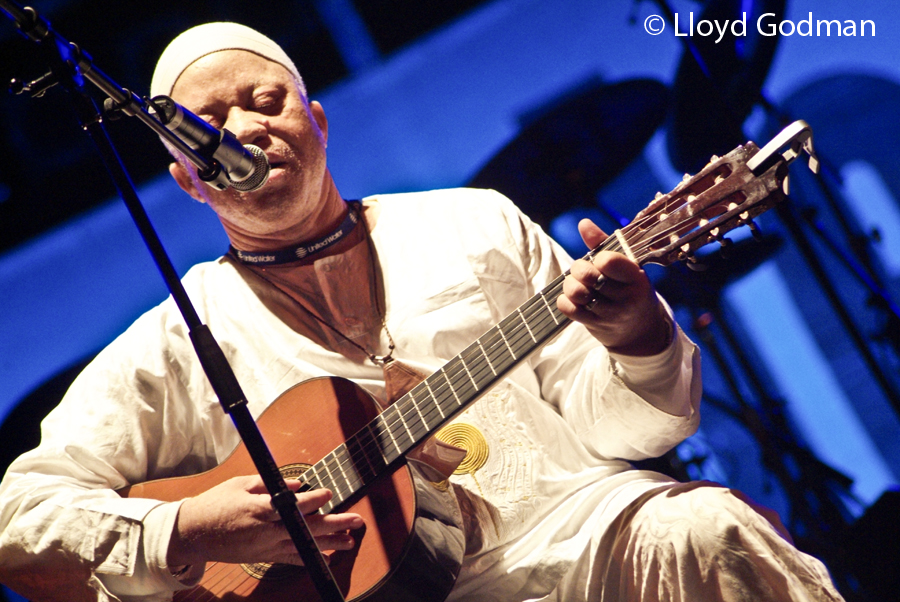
<box><xmin>1</xmin><ymin>3</ymin><xmax>344</xmax><ymax>601</ymax></box>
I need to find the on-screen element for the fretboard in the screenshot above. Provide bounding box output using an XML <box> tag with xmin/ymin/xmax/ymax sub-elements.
<box><xmin>298</xmin><ymin>234</ymin><xmax>629</xmax><ymax>512</ymax></box>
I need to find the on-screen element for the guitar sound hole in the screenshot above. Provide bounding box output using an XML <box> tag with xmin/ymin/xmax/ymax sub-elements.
<box><xmin>241</xmin><ymin>561</ymin><xmax>306</xmax><ymax>581</ymax></box>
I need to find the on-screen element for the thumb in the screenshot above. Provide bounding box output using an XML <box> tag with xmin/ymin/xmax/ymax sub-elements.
<box><xmin>578</xmin><ymin>219</ymin><xmax>609</xmax><ymax>250</ymax></box>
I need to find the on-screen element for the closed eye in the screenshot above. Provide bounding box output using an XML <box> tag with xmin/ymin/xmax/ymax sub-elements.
<box><xmin>252</xmin><ymin>87</ymin><xmax>285</xmax><ymax>114</ymax></box>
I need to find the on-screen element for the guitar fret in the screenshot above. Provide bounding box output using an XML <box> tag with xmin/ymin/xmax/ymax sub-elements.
<box><xmin>354</xmin><ymin>439</ymin><xmax>377</xmax><ymax>479</ymax></box>
<box><xmin>301</xmin><ymin>468</ymin><xmax>323</xmax><ymax>504</ymax></box>
<box><xmin>520</xmin><ymin>299</ymin><xmax>556</xmax><ymax>345</ymax></box>
<box><xmin>463</xmin><ymin>343</ymin><xmax>498</xmax><ymax>390</ymax></box>
<box><xmin>378</xmin><ymin>415</ymin><xmax>403</xmax><ymax>462</ymax></box>
<box><xmin>334</xmin><ymin>448</ymin><xmax>361</xmax><ymax>492</ymax></box>
<box><xmin>614</xmin><ymin>228</ymin><xmax>637</xmax><ymax>262</ymax></box>
<box><xmin>539</xmin><ymin>290</ymin><xmax>561</xmax><ymax>325</ymax></box>
<box><xmin>359</xmin><ymin>429</ymin><xmax>385</xmax><ymax>476</ymax></box>
<box><xmin>424</xmin><ymin>378</ymin><xmax>446</xmax><ymax>420</ymax></box>
<box><xmin>378</xmin><ymin>412</ymin><xmax>403</xmax><ymax>455</ymax></box>
<box><xmin>393</xmin><ymin>404</ymin><xmax>416</xmax><ymax>450</ymax></box>
<box><xmin>476</xmin><ymin>339</ymin><xmax>498</xmax><ymax>376</ymax></box>
<box><xmin>485</xmin><ymin>329</ymin><xmax>516</xmax><ymax>374</ymax></box>
<box><xmin>498</xmin><ymin>328</ymin><xmax>517</xmax><ymax>360</ymax></box>
<box><xmin>458</xmin><ymin>354</ymin><xmax>480</xmax><ymax>391</ymax></box>
<box><xmin>508</xmin><ymin>312</ymin><xmax>534</xmax><ymax>357</ymax></box>
<box><xmin>402</xmin><ymin>396</ymin><xmax>430</xmax><ymax>443</ymax></box>
<box><xmin>528</xmin><ymin>314</ymin><xmax>558</xmax><ymax>344</ymax></box>
<box><xmin>385</xmin><ymin>405</ymin><xmax>414</xmax><ymax>452</ymax></box>
<box><xmin>441</xmin><ymin>367</ymin><xmax>462</xmax><ymax>406</ymax></box>
<box><xmin>367</xmin><ymin>422</ymin><xmax>392</xmax><ymax>465</ymax></box>
<box><xmin>408</xmin><ymin>389</ymin><xmax>430</xmax><ymax>430</ymax></box>
<box><xmin>337</xmin><ymin>442</ymin><xmax>368</xmax><ymax>488</ymax></box>
<box><xmin>321</xmin><ymin>453</ymin><xmax>338</xmax><ymax>494</ymax></box>
<box><xmin>517</xmin><ymin>308</ymin><xmax>537</xmax><ymax>343</ymax></box>
<box><xmin>330</xmin><ymin>450</ymin><xmax>356</xmax><ymax>500</ymax></box>
<box><xmin>445</xmin><ymin>357</ymin><xmax>478</xmax><ymax>403</ymax></box>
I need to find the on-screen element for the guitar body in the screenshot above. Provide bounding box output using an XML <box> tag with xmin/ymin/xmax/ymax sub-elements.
<box><xmin>121</xmin><ymin>376</ymin><xmax>466</xmax><ymax>602</ymax></box>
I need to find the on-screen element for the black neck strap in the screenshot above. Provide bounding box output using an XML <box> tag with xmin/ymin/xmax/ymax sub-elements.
<box><xmin>228</xmin><ymin>201</ymin><xmax>362</xmax><ymax>265</ymax></box>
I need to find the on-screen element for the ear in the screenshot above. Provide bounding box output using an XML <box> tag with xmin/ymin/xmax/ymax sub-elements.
<box><xmin>310</xmin><ymin>100</ymin><xmax>328</xmax><ymax>146</ymax></box>
<box><xmin>169</xmin><ymin>161</ymin><xmax>206</xmax><ymax>203</ymax></box>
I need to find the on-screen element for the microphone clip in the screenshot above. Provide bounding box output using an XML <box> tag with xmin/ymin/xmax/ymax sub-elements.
<box><xmin>148</xmin><ymin>95</ymin><xmax>269</xmax><ymax>192</ymax></box>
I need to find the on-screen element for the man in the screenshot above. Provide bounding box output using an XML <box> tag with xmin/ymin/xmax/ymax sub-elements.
<box><xmin>0</xmin><ymin>22</ymin><xmax>843</xmax><ymax>602</ymax></box>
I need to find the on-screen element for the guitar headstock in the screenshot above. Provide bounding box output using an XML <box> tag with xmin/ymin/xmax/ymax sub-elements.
<box><xmin>615</xmin><ymin>121</ymin><xmax>818</xmax><ymax>268</ymax></box>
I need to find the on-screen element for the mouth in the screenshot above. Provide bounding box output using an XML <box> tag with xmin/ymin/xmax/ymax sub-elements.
<box><xmin>265</xmin><ymin>161</ymin><xmax>287</xmax><ymax>179</ymax></box>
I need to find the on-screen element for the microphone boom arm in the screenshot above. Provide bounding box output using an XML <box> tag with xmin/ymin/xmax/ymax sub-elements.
<box><xmin>3</xmin><ymin>1</ymin><xmax>250</xmax><ymax>190</ymax></box>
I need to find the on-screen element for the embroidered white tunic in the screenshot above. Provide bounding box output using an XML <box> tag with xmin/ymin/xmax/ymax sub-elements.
<box><xmin>0</xmin><ymin>189</ymin><xmax>702</xmax><ymax>601</ymax></box>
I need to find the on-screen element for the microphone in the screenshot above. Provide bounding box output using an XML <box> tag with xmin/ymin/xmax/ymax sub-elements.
<box><xmin>151</xmin><ymin>95</ymin><xmax>270</xmax><ymax>192</ymax></box>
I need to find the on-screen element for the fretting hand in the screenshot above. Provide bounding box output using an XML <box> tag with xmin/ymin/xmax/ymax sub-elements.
<box><xmin>557</xmin><ymin>219</ymin><xmax>672</xmax><ymax>356</ymax></box>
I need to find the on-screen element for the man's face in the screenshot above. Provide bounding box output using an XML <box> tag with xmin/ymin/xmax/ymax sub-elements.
<box><xmin>169</xmin><ymin>50</ymin><xmax>329</xmax><ymax>240</ymax></box>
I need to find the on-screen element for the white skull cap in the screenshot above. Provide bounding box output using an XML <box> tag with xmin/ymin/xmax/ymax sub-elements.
<box><xmin>150</xmin><ymin>22</ymin><xmax>305</xmax><ymax>98</ymax></box>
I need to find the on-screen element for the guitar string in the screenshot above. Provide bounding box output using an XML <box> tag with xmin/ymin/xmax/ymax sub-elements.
<box><xmin>304</xmin><ymin>235</ymin><xmax>628</xmax><ymax>505</ymax></box>
<box><xmin>304</xmin><ymin>199</ymin><xmax>713</xmax><ymax>506</ymax></box>
<box><xmin>316</xmin><ymin>188</ymin><xmax>725</xmax><ymax>504</ymax></box>
<box><xmin>303</xmin><ymin>216</ymin><xmax>676</xmax><ymax>503</ymax></box>
<box><xmin>622</xmin><ymin>170</ymin><xmax>745</xmax><ymax>260</ymax></box>
<box><xmin>209</xmin><ymin>560</ymin><xmax>246</xmax><ymax>598</ymax></box>
<box><xmin>194</xmin><ymin>561</ymin><xmax>233</xmax><ymax>602</ymax></box>
<box><xmin>209</xmin><ymin>560</ymin><xmax>265</xmax><ymax>602</ymax></box>
<box><xmin>310</xmin><ymin>261</ymin><xmax>578</xmax><ymax>499</ymax></box>
<box><xmin>178</xmin><ymin>179</ymin><xmax>733</xmax><ymax>596</ymax></box>
<box><xmin>297</xmin><ymin>251</ymin><xmax>575</xmax><ymax>498</ymax></box>
<box><xmin>179</xmin><ymin>212</ymin><xmax>697</xmax><ymax>594</ymax></box>
<box><xmin>182</xmin><ymin>273</ymin><xmax>577</xmax><ymax>597</ymax></box>
<box><xmin>302</xmin><ymin>271</ymin><xmax>570</xmax><ymax>503</ymax></box>
<box><xmin>303</xmin><ymin>174</ymin><xmax>739</xmax><ymax>504</ymax></box>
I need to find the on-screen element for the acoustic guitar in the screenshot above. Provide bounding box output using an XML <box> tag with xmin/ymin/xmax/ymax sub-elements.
<box><xmin>121</xmin><ymin>122</ymin><xmax>817</xmax><ymax>601</ymax></box>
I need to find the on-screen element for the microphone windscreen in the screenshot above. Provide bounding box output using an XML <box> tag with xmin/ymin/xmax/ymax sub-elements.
<box><xmin>229</xmin><ymin>145</ymin><xmax>270</xmax><ymax>192</ymax></box>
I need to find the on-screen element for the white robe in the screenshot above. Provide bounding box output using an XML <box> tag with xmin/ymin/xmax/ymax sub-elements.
<box><xmin>0</xmin><ymin>188</ymin><xmax>706</xmax><ymax>601</ymax></box>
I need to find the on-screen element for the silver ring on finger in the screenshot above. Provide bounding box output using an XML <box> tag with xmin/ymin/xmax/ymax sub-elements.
<box><xmin>584</xmin><ymin>273</ymin><xmax>606</xmax><ymax>311</ymax></box>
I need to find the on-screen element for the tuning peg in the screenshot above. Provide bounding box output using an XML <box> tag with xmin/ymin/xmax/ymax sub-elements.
<box><xmin>717</xmin><ymin>236</ymin><xmax>734</xmax><ymax>259</ymax></box>
<box><xmin>747</xmin><ymin>220</ymin><xmax>764</xmax><ymax>241</ymax></box>
<box><xmin>686</xmin><ymin>255</ymin><xmax>708</xmax><ymax>271</ymax></box>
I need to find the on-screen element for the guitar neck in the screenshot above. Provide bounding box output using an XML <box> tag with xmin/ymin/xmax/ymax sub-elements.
<box><xmin>296</xmin><ymin>138</ymin><xmax>796</xmax><ymax>512</ymax></box>
<box><xmin>302</xmin><ymin>233</ymin><xmax>632</xmax><ymax>513</ymax></box>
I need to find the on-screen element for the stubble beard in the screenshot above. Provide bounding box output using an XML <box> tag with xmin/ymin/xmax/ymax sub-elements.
<box><xmin>217</xmin><ymin>145</ymin><xmax>323</xmax><ymax>238</ymax></box>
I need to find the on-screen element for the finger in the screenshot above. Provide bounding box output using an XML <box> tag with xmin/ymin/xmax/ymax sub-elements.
<box><xmin>265</xmin><ymin>487</ymin><xmax>332</xmax><ymax>522</ymax></box>
<box><xmin>563</xmin><ymin>261</ymin><xmax>600</xmax><ymax>305</ymax></box>
<box><xmin>308</xmin><ymin>512</ymin><xmax>365</xmax><ymax>535</ymax></box>
<box><xmin>296</xmin><ymin>488</ymin><xmax>333</xmax><ymax>514</ymax></box>
<box><xmin>591</xmin><ymin>251</ymin><xmax>643</xmax><ymax>285</ymax></box>
<box><xmin>273</xmin><ymin>530</ymin><xmax>357</xmax><ymax>557</ymax></box>
<box><xmin>578</xmin><ymin>219</ymin><xmax>608</xmax><ymax>250</ymax></box>
<box><xmin>557</xmin><ymin>292</ymin><xmax>601</xmax><ymax>322</ymax></box>
<box><xmin>314</xmin><ymin>533</ymin><xmax>357</xmax><ymax>552</ymax></box>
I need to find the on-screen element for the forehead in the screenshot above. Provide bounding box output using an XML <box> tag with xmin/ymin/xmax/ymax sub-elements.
<box><xmin>170</xmin><ymin>49</ymin><xmax>295</xmax><ymax>106</ymax></box>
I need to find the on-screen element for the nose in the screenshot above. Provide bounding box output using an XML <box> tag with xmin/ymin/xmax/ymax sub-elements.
<box><xmin>224</xmin><ymin>107</ymin><xmax>267</xmax><ymax>145</ymax></box>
